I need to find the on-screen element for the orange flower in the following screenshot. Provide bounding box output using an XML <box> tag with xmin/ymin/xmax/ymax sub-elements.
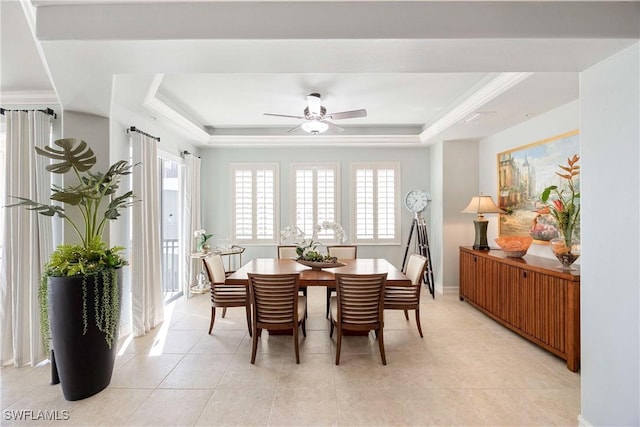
<box><xmin>541</xmin><ymin>154</ymin><xmax>580</xmax><ymax>245</ymax></box>
<box><xmin>535</xmin><ymin>206</ymin><xmax>551</xmax><ymax>215</ymax></box>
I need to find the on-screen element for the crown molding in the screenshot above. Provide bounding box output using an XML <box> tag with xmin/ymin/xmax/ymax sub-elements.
<box><xmin>0</xmin><ymin>90</ymin><xmax>59</xmax><ymax>105</ymax></box>
<box><xmin>203</xmin><ymin>134</ymin><xmax>422</xmax><ymax>147</ymax></box>
<box><xmin>420</xmin><ymin>72</ymin><xmax>533</xmax><ymax>143</ymax></box>
<box><xmin>143</xmin><ymin>74</ymin><xmax>209</xmax><ymax>141</ymax></box>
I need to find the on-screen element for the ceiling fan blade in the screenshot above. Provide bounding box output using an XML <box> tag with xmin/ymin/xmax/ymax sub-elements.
<box><xmin>326</xmin><ymin>109</ymin><xmax>367</xmax><ymax>120</ymax></box>
<box><xmin>287</xmin><ymin>124</ymin><xmax>303</xmax><ymax>133</ymax></box>
<box><xmin>307</xmin><ymin>93</ymin><xmax>322</xmax><ymax>115</ymax></box>
<box><xmin>264</xmin><ymin>113</ymin><xmax>305</xmax><ymax>119</ymax></box>
<box><xmin>324</xmin><ymin>120</ymin><xmax>344</xmax><ymax>132</ymax></box>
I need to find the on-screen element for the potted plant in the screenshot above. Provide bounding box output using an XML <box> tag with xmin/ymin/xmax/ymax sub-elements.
<box><xmin>8</xmin><ymin>138</ymin><xmax>135</xmax><ymax>401</ymax></box>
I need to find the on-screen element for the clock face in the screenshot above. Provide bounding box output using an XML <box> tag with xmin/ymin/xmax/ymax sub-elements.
<box><xmin>404</xmin><ymin>190</ymin><xmax>430</xmax><ymax>213</ymax></box>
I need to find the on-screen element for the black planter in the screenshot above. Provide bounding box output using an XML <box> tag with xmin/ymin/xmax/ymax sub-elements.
<box><xmin>48</xmin><ymin>269</ymin><xmax>122</xmax><ymax>401</ymax></box>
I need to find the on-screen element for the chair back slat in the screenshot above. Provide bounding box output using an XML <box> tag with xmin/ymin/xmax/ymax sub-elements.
<box><xmin>336</xmin><ymin>273</ymin><xmax>386</xmax><ymax>326</ymax></box>
<box><xmin>248</xmin><ymin>273</ymin><xmax>299</xmax><ymax>325</ymax></box>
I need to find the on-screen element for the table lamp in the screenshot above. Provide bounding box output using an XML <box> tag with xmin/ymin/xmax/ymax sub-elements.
<box><xmin>461</xmin><ymin>195</ymin><xmax>505</xmax><ymax>250</ymax></box>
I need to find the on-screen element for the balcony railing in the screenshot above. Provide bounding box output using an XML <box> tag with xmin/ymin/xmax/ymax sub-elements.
<box><xmin>162</xmin><ymin>238</ymin><xmax>180</xmax><ymax>294</ymax></box>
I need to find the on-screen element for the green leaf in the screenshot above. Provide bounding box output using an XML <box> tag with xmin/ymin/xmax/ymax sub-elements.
<box><xmin>50</xmin><ymin>190</ymin><xmax>85</xmax><ymax>205</ymax></box>
<box><xmin>5</xmin><ymin>197</ymin><xmax>67</xmax><ymax>218</ymax></box>
<box><xmin>541</xmin><ymin>186</ymin><xmax>556</xmax><ymax>202</ymax></box>
<box><xmin>104</xmin><ymin>191</ymin><xmax>135</xmax><ymax>220</ymax></box>
<box><xmin>35</xmin><ymin>138</ymin><xmax>96</xmax><ymax>174</ymax></box>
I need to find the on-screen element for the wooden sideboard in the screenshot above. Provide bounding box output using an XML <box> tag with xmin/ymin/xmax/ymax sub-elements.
<box><xmin>459</xmin><ymin>246</ymin><xmax>580</xmax><ymax>372</ymax></box>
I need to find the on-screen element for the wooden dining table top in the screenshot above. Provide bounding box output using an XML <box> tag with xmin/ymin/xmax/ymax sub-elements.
<box><xmin>225</xmin><ymin>258</ymin><xmax>411</xmax><ymax>286</ymax></box>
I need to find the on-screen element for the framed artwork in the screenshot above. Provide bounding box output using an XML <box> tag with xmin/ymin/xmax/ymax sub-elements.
<box><xmin>497</xmin><ymin>130</ymin><xmax>580</xmax><ymax>242</ymax></box>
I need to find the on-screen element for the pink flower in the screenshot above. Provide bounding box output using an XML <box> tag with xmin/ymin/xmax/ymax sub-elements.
<box><xmin>553</xmin><ymin>199</ymin><xmax>564</xmax><ymax>212</ymax></box>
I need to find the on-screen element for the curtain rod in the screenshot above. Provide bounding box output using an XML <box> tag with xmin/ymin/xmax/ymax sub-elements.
<box><xmin>181</xmin><ymin>150</ymin><xmax>200</xmax><ymax>159</ymax></box>
<box><xmin>0</xmin><ymin>107</ymin><xmax>57</xmax><ymax>119</ymax></box>
<box><xmin>128</xmin><ymin>126</ymin><xmax>160</xmax><ymax>142</ymax></box>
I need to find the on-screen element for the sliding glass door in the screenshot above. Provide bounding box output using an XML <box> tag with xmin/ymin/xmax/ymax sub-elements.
<box><xmin>159</xmin><ymin>153</ymin><xmax>184</xmax><ymax>302</ymax></box>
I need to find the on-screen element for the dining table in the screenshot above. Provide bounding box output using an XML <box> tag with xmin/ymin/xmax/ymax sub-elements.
<box><xmin>226</xmin><ymin>258</ymin><xmax>410</xmax><ymax>336</ymax></box>
<box><xmin>225</xmin><ymin>258</ymin><xmax>411</xmax><ymax>287</ymax></box>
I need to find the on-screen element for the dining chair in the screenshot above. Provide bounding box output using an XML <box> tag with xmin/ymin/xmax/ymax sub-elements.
<box><xmin>325</xmin><ymin>245</ymin><xmax>358</xmax><ymax>318</ymax></box>
<box><xmin>277</xmin><ymin>245</ymin><xmax>298</xmax><ymax>259</ymax></box>
<box><xmin>329</xmin><ymin>273</ymin><xmax>387</xmax><ymax>365</ymax></box>
<box><xmin>203</xmin><ymin>254</ymin><xmax>252</xmax><ymax>337</ymax></box>
<box><xmin>247</xmin><ymin>273</ymin><xmax>306</xmax><ymax>364</ymax></box>
<box><xmin>383</xmin><ymin>253</ymin><xmax>428</xmax><ymax>337</ymax></box>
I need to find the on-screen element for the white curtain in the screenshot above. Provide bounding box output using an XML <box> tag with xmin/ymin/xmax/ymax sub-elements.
<box><xmin>0</xmin><ymin>111</ymin><xmax>53</xmax><ymax>367</ymax></box>
<box><xmin>183</xmin><ymin>153</ymin><xmax>201</xmax><ymax>298</ymax></box>
<box><xmin>130</xmin><ymin>131</ymin><xmax>164</xmax><ymax>336</ymax></box>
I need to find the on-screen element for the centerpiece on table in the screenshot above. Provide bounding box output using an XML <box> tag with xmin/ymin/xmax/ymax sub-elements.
<box><xmin>295</xmin><ymin>240</ymin><xmax>345</xmax><ymax>270</ymax></box>
<box><xmin>540</xmin><ymin>154</ymin><xmax>581</xmax><ymax>269</ymax></box>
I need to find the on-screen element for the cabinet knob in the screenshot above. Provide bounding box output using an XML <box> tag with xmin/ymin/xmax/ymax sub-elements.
<box><xmin>523</xmin><ymin>271</ymin><xmax>527</xmax><ymax>279</ymax></box>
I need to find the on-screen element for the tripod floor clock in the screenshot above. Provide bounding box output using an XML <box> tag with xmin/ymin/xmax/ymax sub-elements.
<box><xmin>402</xmin><ymin>190</ymin><xmax>435</xmax><ymax>298</ymax></box>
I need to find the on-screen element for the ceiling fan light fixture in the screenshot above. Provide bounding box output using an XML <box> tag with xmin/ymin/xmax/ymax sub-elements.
<box><xmin>301</xmin><ymin>120</ymin><xmax>329</xmax><ymax>134</ymax></box>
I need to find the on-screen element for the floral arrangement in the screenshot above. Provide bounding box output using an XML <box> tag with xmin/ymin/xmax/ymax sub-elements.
<box><xmin>280</xmin><ymin>225</ymin><xmax>306</xmax><ymax>244</ymax></box>
<box><xmin>314</xmin><ymin>221</ymin><xmax>346</xmax><ymax>243</ymax></box>
<box><xmin>193</xmin><ymin>229</ymin><xmax>213</xmax><ymax>251</ymax></box>
<box><xmin>295</xmin><ymin>239</ymin><xmax>337</xmax><ymax>263</ymax></box>
<box><xmin>281</xmin><ymin>221</ymin><xmax>347</xmax><ymax>244</ymax></box>
<box><xmin>539</xmin><ymin>154</ymin><xmax>580</xmax><ymax>247</ymax></box>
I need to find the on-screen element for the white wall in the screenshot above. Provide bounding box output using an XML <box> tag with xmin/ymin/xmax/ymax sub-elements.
<box><xmin>200</xmin><ymin>145</ymin><xmax>430</xmax><ymax>271</ymax></box>
<box><xmin>478</xmin><ymin>100</ymin><xmax>580</xmax><ymax>260</ymax></box>
<box><xmin>429</xmin><ymin>142</ymin><xmax>444</xmax><ymax>291</ymax></box>
<box><xmin>443</xmin><ymin>140</ymin><xmax>480</xmax><ymax>291</ymax></box>
<box><xmin>579</xmin><ymin>43</ymin><xmax>639</xmax><ymax>427</ymax></box>
<box><xmin>61</xmin><ymin>110</ymin><xmax>111</xmax><ymax>245</ymax></box>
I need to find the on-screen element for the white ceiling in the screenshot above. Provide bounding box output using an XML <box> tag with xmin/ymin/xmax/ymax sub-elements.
<box><xmin>1</xmin><ymin>1</ymin><xmax>639</xmax><ymax>146</ymax></box>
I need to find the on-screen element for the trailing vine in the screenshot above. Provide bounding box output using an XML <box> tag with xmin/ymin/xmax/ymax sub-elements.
<box><xmin>82</xmin><ymin>276</ymin><xmax>88</xmax><ymax>335</ymax></box>
<box><xmin>92</xmin><ymin>269</ymin><xmax>120</xmax><ymax>348</ymax></box>
<box><xmin>38</xmin><ymin>274</ymin><xmax>51</xmax><ymax>352</ymax></box>
<box><xmin>39</xmin><ymin>242</ymin><xmax>127</xmax><ymax>351</ymax></box>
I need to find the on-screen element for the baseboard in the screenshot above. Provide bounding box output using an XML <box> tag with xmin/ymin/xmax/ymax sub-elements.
<box><xmin>578</xmin><ymin>414</ymin><xmax>592</xmax><ymax>427</ymax></box>
<box><xmin>441</xmin><ymin>285</ymin><xmax>458</xmax><ymax>295</ymax></box>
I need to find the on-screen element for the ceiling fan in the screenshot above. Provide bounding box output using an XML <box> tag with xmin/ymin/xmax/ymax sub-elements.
<box><xmin>264</xmin><ymin>93</ymin><xmax>367</xmax><ymax>134</ymax></box>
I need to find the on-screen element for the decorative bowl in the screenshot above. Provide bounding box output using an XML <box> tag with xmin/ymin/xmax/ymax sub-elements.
<box><xmin>296</xmin><ymin>260</ymin><xmax>346</xmax><ymax>270</ymax></box>
<box><xmin>494</xmin><ymin>236</ymin><xmax>533</xmax><ymax>258</ymax></box>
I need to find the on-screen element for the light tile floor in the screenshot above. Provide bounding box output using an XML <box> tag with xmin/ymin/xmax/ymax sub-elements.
<box><xmin>1</xmin><ymin>288</ymin><xmax>580</xmax><ymax>426</ymax></box>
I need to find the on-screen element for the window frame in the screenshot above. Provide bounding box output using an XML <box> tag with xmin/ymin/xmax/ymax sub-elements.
<box><xmin>350</xmin><ymin>161</ymin><xmax>401</xmax><ymax>245</ymax></box>
<box><xmin>290</xmin><ymin>162</ymin><xmax>340</xmax><ymax>243</ymax></box>
<box><xmin>230</xmin><ymin>162</ymin><xmax>279</xmax><ymax>245</ymax></box>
